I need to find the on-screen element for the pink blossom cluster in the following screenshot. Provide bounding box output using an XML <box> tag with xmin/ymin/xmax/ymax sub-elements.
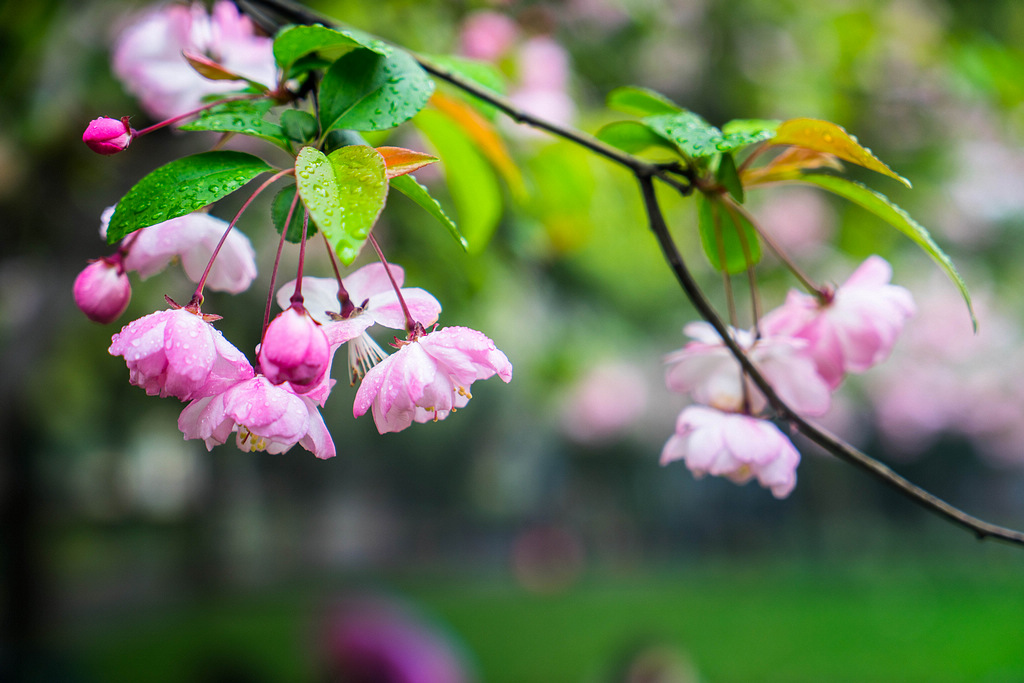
<box><xmin>112</xmin><ymin>1</ymin><xmax>277</xmax><ymax>120</ymax></box>
<box><xmin>661</xmin><ymin>256</ymin><xmax>915</xmax><ymax>498</ymax></box>
<box><xmin>98</xmin><ymin>263</ymin><xmax>511</xmax><ymax>459</ymax></box>
<box><xmin>458</xmin><ymin>11</ymin><xmax>576</xmax><ymax>130</ymax></box>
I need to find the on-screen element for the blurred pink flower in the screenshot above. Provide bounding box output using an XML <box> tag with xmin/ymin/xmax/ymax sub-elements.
<box><xmin>82</xmin><ymin>116</ymin><xmax>134</xmax><ymax>155</ymax></box>
<box><xmin>179</xmin><ymin>375</ymin><xmax>335</xmax><ymax>458</ymax></box>
<box><xmin>508</xmin><ymin>37</ymin><xmax>576</xmax><ymax>130</ymax></box>
<box><xmin>354</xmin><ymin>327</ymin><xmax>512</xmax><ymax>434</ymax></box>
<box><xmin>761</xmin><ymin>256</ymin><xmax>915</xmax><ymax>389</ymax></box>
<box><xmin>323</xmin><ymin>597</ymin><xmax>470</xmax><ymax>683</ymax></box>
<box><xmin>74</xmin><ymin>258</ymin><xmax>131</xmax><ymax>324</ymax></box>
<box><xmin>459</xmin><ymin>11</ymin><xmax>519</xmax><ymax>62</ymax></box>
<box><xmin>665</xmin><ymin>322</ymin><xmax>831</xmax><ymax>417</ymax></box>
<box><xmin>259</xmin><ymin>304</ymin><xmax>331</xmax><ymax>390</ymax></box>
<box><xmin>102</xmin><ymin>207</ymin><xmax>257</xmax><ymax>294</ymax></box>
<box><xmin>559</xmin><ymin>361</ymin><xmax>648</xmax><ymax>443</ymax></box>
<box><xmin>109</xmin><ymin>308</ymin><xmax>254</xmax><ymax>401</ymax></box>
<box><xmin>112</xmin><ymin>1</ymin><xmax>276</xmax><ymax>120</ymax></box>
<box><xmin>661</xmin><ymin>405</ymin><xmax>800</xmax><ymax>499</ymax></box>
<box><xmin>755</xmin><ymin>187</ymin><xmax>834</xmax><ymax>257</ymax></box>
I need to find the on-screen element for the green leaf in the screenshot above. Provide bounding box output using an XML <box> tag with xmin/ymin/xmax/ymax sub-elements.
<box><xmin>715</xmin><ymin>153</ymin><xmax>744</xmax><ymax>203</ymax></box>
<box><xmin>424</xmin><ymin>54</ymin><xmax>507</xmax><ymax>119</ymax></box>
<box><xmin>644</xmin><ymin>111</ymin><xmax>724</xmax><ymax>160</ymax></box>
<box><xmin>272</xmin><ymin>24</ymin><xmax>388</xmax><ymax>72</ymax></box>
<box><xmin>696</xmin><ymin>194</ymin><xmax>762</xmax><ymax>275</ymax></box>
<box><xmin>790</xmin><ymin>173</ymin><xmax>975</xmax><ymax>328</ymax></box>
<box><xmin>390</xmin><ymin>174</ymin><xmax>467</xmax><ymax>250</ymax></box>
<box><xmin>294</xmin><ymin>146</ymin><xmax>388</xmax><ymax>265</ymax></box>
<box><xmin>772</xmin><ymin>118</ymin><xmax>911</xmax><ymax>187</ymax></box>
<box><xmin>271</xmin><ymin>184</ymin><xmax>313</xmax><ymax>243</ymax></box>
<box><xmin>178</xmin><ymin>100</ymin><xmax>289</xmax><ymax>148</ymax></box>
<box><xmin>607</xmin><ymin>86</ymin><xmax>682</xmax><ymax>116</ymax></box>
<box><xmin>413</xmin><ymin>109</ymin><xmax>502</xmax><ymax>253</ymax></box>
<box><xmin>721</xmin><ymin>118</ymin><xmax>780</xmax><ymax>152</ymax></box>
<box><xmin>319</xmin><ymin>47</ymin><xmax>434</xmax><ymax>133</ymax></box>
<box><xmin>596</xmin><ymin>120</ymin><xmax>678</xmax><ymax>154</ymax></box>
<box><xmin>280</xmin><ymin>109</ymin><xmax>319</xmax><ymax>143</ymax></box>
<box><xmin>107</xmin><ymin>151</ymin><xmax>272</xmax><ymax>243</ymax></box>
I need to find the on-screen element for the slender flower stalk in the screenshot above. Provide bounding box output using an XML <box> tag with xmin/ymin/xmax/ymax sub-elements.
<box><xmin>368</xmin><ymin>234</ymin><xmax>420</xmax><ymax>337</ymax></box>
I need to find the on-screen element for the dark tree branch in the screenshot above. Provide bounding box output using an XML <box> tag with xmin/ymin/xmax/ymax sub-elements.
<box><xmin>235</xmin><ymin>0</ymin><xmax>1024</xmax><ymax>548</ymax></box>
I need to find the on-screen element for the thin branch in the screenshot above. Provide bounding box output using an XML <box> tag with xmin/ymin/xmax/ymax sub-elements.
<box><xmin>234</xmin><ymin>0</ymin><xmax>1024</xmax><ymax>547</ymax></box>
<box><xmin>638</xmin><ymin>176</ymin><xmax>1024</xmax><ymax>547</ymax></box>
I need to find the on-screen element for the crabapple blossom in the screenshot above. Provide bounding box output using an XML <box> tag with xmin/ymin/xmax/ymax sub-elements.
<box><xmin>82</xmin><ymin>116</ymin><xmax>133</xmax><ymax>155</ymax></box>
<box><xmin>101</xmin><ymin>208</ymin><xmax>257</xmax><ymax>294</ymax></box>
<box><xmin>258</xmin><ymin>304</ymin><xmax>331</xmax><ymax>389</ymax></box>
<box><xmin>178</xmin><ymin>375</ymin><xmax>335</xmax><ymax>458</ymax></box>
<box><xmin>459</xmin><ymin>11</ymin><xmax>519</xmax><ymax>62</ymax></box>
<box><xmin>354</xmin><ymin>327</ymin><xmax>512</xmax><ymax>434</ymax></box>
<box><xmin>760</xmin><ymin>255</ymin><xmax>915</xmax><ymax>389</ymax></box>
<box><xmin>73</xmin><ymin>258</ymin><xmax>131</xmax><ymax>324</ymax></box>
<box><xmin>112</xmin><ymin>1</ymin><xmax>276</xmax><ymax>120</ymax></box>
<box><xmin>277</xmin><ymin>264</ymin><xmax>442</xmax><ymax>383</ymax></box>
<box><xmin>665</xmin><ymin>322</ymin><xmax>831</xmax><ymax>417</ymax></box>
<box><xmin>661</xmin><ymin>405</ymin><xmax>801</xmax><ymax>499</ymax></box>
<box><xmin>109</xmin><ymin>308</ymin><xmax>253</xmax><ymax>401</ymax></box>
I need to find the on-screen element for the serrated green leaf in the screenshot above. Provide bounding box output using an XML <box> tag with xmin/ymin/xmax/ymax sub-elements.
<box><xmin>773</xmin><ymin>118</ymin><xmax>911</xmax><ymax>187</ymax></box>
<box><xmin>280</xmin><ymin>109</ymin><xmax>319</xmax><ymax>143</ymax></box>
<box><xmin>789</xmin><ymin>173</ymin><xmax>975</xmax><ymax>328</ymax></box>
<box><xmin>596</xmin><ymin>120</ymin><xmax>678</xmax><ymax>154</ymax></box>
<box><xmin>644</xmin><ymin>111</ymin><xmax>724</xmax><ymax>160</ymax></box>
<box><xmin>178</xmin><ymin>100</ymin><xmax>289</xmax><ymax>148</ymax></box>
<box><xmin>294</xmin><ymin>146</ymin><xmax>388</xmax><ymax>265</ymax></box>
<box><xmin>696</xmin><ymin>194</ymin><xmax>761</xmax><ymax>275</ymax></box>
<box><xmin>271</xmin><ymin>184</ymin><xmax>314</xmax><ymax>243</ymax></box>
<box><xmin>390</xmin><ymin>174</ymin><xmax>466</xmax><ymax>250</ymax></box>
<box><xmin>319</xmin><ymin>47</ymin><xmax>434</xmax><ymax>133</ymax></box>
<box><xmin>716</xmin><ymin>153</ymin><xmax>744</xmax><ymax>203</ymax></box>
<box><xmin>272</xmin><ymin>24</ymin><xmax>388</xmax><ymax>71</ymax></box>
<box><xmin>607</xmin><ymin>86</ymin><xmax>682</xmax><ymax>116</ymax></box>
<box><xmin>107</xmin><ymin>151</ymin><xmax>272</xmax><ymax>243</ymax></box>
<box><xmin>413</xmin><ymin>109</ymin><xmax>502</xmax><ymax>253</ymax></box>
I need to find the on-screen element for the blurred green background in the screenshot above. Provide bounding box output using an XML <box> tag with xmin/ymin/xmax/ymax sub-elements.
<box><xmin>1</xmin><ymin>0</ymin><xmax>1023</xmax><ymax>681</ymax></box>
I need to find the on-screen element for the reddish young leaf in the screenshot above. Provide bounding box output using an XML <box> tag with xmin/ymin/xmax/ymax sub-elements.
<box><xmin>375</xmin><ymin>146</ymin><xmax>439</xmax><ymax>179</ymax></box>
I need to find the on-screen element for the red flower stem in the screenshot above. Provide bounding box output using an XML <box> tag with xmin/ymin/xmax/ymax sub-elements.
<box><xmin>367</xmin><ymin>233</ymin><xmax>418</xmax><ymax>336</ymax></box>
<box><xmin>192</xmin><ymin>167</ymin><xmax>293</xmax><ymax>304</ymax></box>
<box><xmin>133</xmin><ymin>94</ymin><xmax>263</xmax><ymax>137</ymax></box>
<box><xmin>290</xmin><ymin>210</ymin><xmax>310</xmax><ymax>306</ymax></box>
<box><xmin>321</xmin><ymin>231</ymin><xmax>356</xmax><ymax>318</ymax></box>
<box><xmin>263</xmin><ymin>186</ymin><xmax>301</xmax><ymax>339</ymax></box>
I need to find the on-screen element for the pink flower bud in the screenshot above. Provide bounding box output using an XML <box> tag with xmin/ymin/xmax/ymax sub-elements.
<box><xmin>83</xmin><ymin>116</ymin><xmax>134</xmax><ymax>155</ymax></box>
<box><xmin>259</xmin><ymin>305</ymin><xmax>331</xmax><ymax>389</ymax></box>
<box><xmin>73</xmin><ymin>259</ymin><xmax>131</xmax><ymax>324</ymax></box>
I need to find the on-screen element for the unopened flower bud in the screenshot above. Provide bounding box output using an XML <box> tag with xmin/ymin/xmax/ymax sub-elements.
<box><xmin>259</xmin><ymin>305</ymin><xmax>331</xmax><ymax>389</ymax></box>
<box><xmin>83</xmin><ymin>116</ymin><xmax>134</xmax><ymax>155</ymax></box>
<box><xmin>74</xmin><ymin>258</ymin><xmax>131</xmax><ymax>324</ymax></box>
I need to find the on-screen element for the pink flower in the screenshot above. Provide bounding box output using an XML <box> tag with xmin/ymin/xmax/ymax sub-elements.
<box><xmin>259</xmin><ymin>304</ymin><xmax>331</xmax><ymax>389</ymax></box>
<box><xmin>559</xmin><ymin>361</ymin><xmax>649</xmax><ymax>444</ymax></box>
<box><xmin>102</xmin><ymin>208</ymin><xmax>257</xmax><ymax>294</ymax></box>
<box><xmin>459</xmin><ymin>11</ymin><xmax>519</xmax><ymax>62</ymax></box>
<box><xmin>278</xmin><ymin>264</ymin><xmax>442</xmax><ymax>383</ymax></box>
<box><xmin>761</xmin><ymin>256</ymin><xmax>916</xmax><ymax>389</ymax></box>
<box><xmin>112</xmin><ymin>1</ymin><xmax>276</xmax><ymax>120</ymax></box>
<box><xmin>354</xmin><ymin>327</ymin><xmax>512</xmax><ymax>434</ymax></box>
<box><xmin>661</xmin><ymin>406</ymin><xmax>801</xmax><ymax>499</ymax></box>
<box><xmin>82</xmin><ymin>116</ymin><xmax>134</xmax><ymax>155</ymax></box>
<box><xmin>665</xmin><ymin>322</ymin><xmax>831</xmax><ymax>417</ymax></box>
<box><xmin>178</xmin><ymin>376</ymin><xmax>335</xmax><ymax>458</ymax></box>
<box><xmin>109</xmin><ymin>308</ymin><xmax>254</xmax><ymax>401</ymax></box>
<box><xmin>74</xmin><ymin>258</ymin><xmax>131</xmax><ymax>324</ymax></box>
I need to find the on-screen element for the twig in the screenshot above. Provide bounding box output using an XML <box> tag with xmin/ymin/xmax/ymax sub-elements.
<box><xmin>234</xmin><ymin>0</ymin><xmax>1024</xmax><ymax>548</ymax></box>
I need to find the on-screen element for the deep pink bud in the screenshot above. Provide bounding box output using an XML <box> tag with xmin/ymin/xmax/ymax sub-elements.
<box><xmin>73</xmin><ymin>258</ymin><xmax>131</xmax><ymax>324</ymax></box>
<box><xmin>259</xmin><ymin>305</ymin><xmax>331</xmax><ymax>389</ymax></box>
<box><xmin>83</xmin><ymin>116</ymin><xmax>134</xmax><ymax>155</ymax></box>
